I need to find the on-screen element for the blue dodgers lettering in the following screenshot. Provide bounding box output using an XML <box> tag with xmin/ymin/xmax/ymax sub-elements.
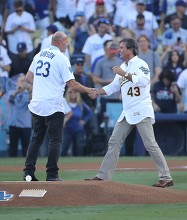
<box><xmin>40</xmin><ymin>51</ymin><xmax>55</xmax><ymax>59</ymax></box>
<box><xmin>139</xmin><ymin>66</ymin><xmax>150</xmax><ymax>75</ymax></box>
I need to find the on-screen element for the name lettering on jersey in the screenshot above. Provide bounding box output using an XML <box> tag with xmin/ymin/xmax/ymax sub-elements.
<box><xmin>40</xmin><ymin>51</ymin><xmax>55</xmax><ymax>59</ymax></box>
<box><xmin>139</xmin><ymin>66</ymin><xmax>150</xmax><ymax>75</ymax></box>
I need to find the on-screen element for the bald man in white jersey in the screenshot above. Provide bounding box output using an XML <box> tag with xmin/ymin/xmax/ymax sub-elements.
<box><xmin>23</xmin><ymin>32</ymin><xmax>97</xmax><ymax>181</ymax></box>
<box><xmin>87</xmin><ymin>38</ymin><xmax>174</xmax><ymax>188</ymax></box>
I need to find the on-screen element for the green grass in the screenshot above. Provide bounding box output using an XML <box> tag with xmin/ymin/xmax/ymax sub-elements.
<box><xmin>1</xmin><ymin>204</ymin><xmax>187</xmax><ymax>220</ymax></box>
<box><xmin>0</xmin><ymin>156</ymin><xmax>187</xmax><ymax>219</ymax></box>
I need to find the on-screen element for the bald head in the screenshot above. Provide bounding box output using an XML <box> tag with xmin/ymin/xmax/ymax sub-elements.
<box><xmin>51</xmin><ymin>31</ymin><xmax>68</xmax><ymax>52</ymax></box>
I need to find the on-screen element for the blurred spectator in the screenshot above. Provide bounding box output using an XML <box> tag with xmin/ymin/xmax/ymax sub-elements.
<box><xmin>137</xmin><ymin>35</ymin><xmax>162</xmax><ymax>86</ymax></box>
<box><xmin>164</xmin><ymin>0</ymin><xmax>187</xmax><ymax>30</ymax></box>
<box><xmin>70</xmin><ymin>12</ymin><xmax>90</xmax><ymax>55</ymax></box>
<box><xmin>0</xmin><ymin>1</ymin><xmax>6</xmax><ymax>30</ymax></box>
<box><xmin>145</xmin><ymin>0</ymin><xmax>167</xmax><ymax>25</ymax></box>
<box><xmin>73</xmin><ymin>57</ymin><xmax>98</xmax><ymax>153</ymax></box>
<box><xmin>0</xmin><ymin>33</ymin><xmax>11</xmax><ymax>77</ymax></box>
<box><xmin>0</xmin><ymin>32</ymin><xmax>12</xmax><ymax>97</ymax></box>
<box><xmin>133</xmin><ymin>13</ymin><xmax>158</xmax><ymax>50</ymax></box>
<box><xmin>9</xmin><ymin>42</ymin><xmax>33</xmax><ymax>77</ymax></box>
<box><xmin>162</xmin><ymin>49</ymin><xmax>186</xmax><ymax>80</ymax></box>
<box><xmin>177</xmin><ymin>67</ymin><xmax>187</xmax><ymax>112</ymax></box>
<box><xmin>50</xmin><ymin>0</ymin><xmax>77</xmax><ymax>28</ymax></box>
<box><xmin>7</xmin><ymin>74</ymin><xmax>32</xmax><ymax>157</ymax></box>
<box><xmin>61</xmin><ymin>88</ymin><xmax>92</xmax><ymax>156</ymax></box>
<box><xmin>88</xmin><ymin>0</ymin><xmax>110</xmax><ymax>34</ymax></box>
<box><xmin>162</xmin><ymin>15</ymin><xmax>187</xmax><ymax>52</ymax></box>
<box><xmin>40</xmin><ymin>24</ymin><xmax>58</xmax><ymax>50</ymax></box>
<box><xmin>82</xmin><ymin>19</ymin><xmax>113</xmax><ymax>72</ymax></box>
<box><xmin>33</xmin><ymin>0</ymin><xmax>51</xmax><ymax>30</ymax></box>
<box><xmin>3</xmin><ymin>0</ymin><xmax>35</xmax><ymax>22</ymax></box>
<box><xmin>152</xmin><ymin>70</ymin><xmax>182</xmax><ymax>113</ymax></box>
<box><xmin>166</xmin><ymin>0</ymin><xmax>180</xmax><ymax>16</ymax></box>
<box><xmin>120</xmin><ymin>0</ymin><xmax>159</xmax><ymax>37</ymax></box>
<box><xmin>107</xmin><ymin>0</ymin><xmax>136</xmax><ymax>36</ymax></box>
<box><xmin>4</xmin><ymin>0</ymin><xmax>36</xmax><ymax>57</ymax></box>
<box><xmin>76</xmin><ymin>0</ymin><xmax>112</xmax><ymax>23</ymax></box>
<box><xmin>117</xmin><ymin>28</ymin><xmax>136</xmax><ymax>43</ymax></box>
<box><xmin>92</xmin><ymin>40</ymin><xmax>122</xmax><ymax>121</ymax></box>
<box><xmin>73</xmin><ymin>57</ymin><xmax>96</xmax><ymax>110</ymax></box>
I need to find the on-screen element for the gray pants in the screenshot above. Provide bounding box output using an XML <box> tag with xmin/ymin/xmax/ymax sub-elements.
<box><xmin>97</xmin><ymin>117</ymin><xmax>172</xmax><ymax>181</ymax></box>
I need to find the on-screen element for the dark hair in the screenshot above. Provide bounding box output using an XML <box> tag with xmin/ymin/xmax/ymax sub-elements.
<box><xmin>137</xmin><ymin>34</ymin><xmax>150</xmax><ymax>43</ymax></box>
<box><xmin>103</xmin><ymin>40</ymin><xmax>113</xmax><ymax>48</ymax></box>
<box><xmin>167</xmin><ymin>50</ymin><xmax>184</xmax><ymax>66</ymax></box>
<box><xmin>120</xmin><ymin>38</ymin><xmax>139</xmax><ymax>55</ymax></box>
<box><xmin>170</xmin><ymin>14</ymin><xmax>181</xmax><ymax>22</ymax></box>
<box><xmin>14</xmin><ymin>0</ymin><xmax>24</xmax><ymax>8</ymax></box>
<box><xmin>136</xmin><ymin>13</ymin><xmax>145</xmax><ymax>20</ymax></box>
<box><xmin>159</xmin><ymin>70</ymin><xmax>176</xmax><ymax>82</ymax></box>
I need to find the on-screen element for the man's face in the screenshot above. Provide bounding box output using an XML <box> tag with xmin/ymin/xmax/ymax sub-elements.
<box><xmin>136</xmin><ymin>18</ymin><xmax>145</xmax><ymax>29</ymax></box>
<box><xmin>74</xmin><ymin>62</ymin><xmax>84</xmax><ymax>73</ymax></box>
<box><xmin>136</xmin><ymin>4</ymin><xmax>145</xmax><ymax>13</ymax></box>
<box><xmin>106</xmin><ymin>42</ymin><xmax>118</xmax><ymax>57</ymax></box>
<box><xmin>18</xmin><ymin>50</ymin><xmax>27</xmax><ymax>59</ymax></box>
<box><xmin>15</xmin><ymin>6</ymin><xmax>24</xmax><ymax>16</ymax></box>
<box><xmin>97</xmin><ymin>23</ymin><xmax>108</xmax><ymax>36</ymax></box>
<box><xmin>118</xmin><ymin>42</ymin><xmax>130</xmax><ymax>60</ymax></box>
<box><xmin>138</xmin><ymin>36</ymin><xmax>149</xmax><ymax>50</ymax></box>
<box><xmin>171</xmin><ymin>18</ymin><xmax>181</xmax><ymax>31</ymax></box>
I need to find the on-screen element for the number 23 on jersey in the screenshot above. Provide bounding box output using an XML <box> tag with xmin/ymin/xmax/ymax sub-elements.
<box><xmin>36</xmin><ymin>60</ymin><xmax>51</xmax><ymax>77</ymax></box>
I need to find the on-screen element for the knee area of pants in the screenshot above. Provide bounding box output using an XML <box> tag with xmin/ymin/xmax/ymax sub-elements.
<box><xmin>109</xmin><ymin>136</ymin><xmax>122</xmax><ymax>144</ymax></box>
<box><xmin>144</xmin><ymin>140</ymin><xmax>158</xmax><ymax>149</ymax></box>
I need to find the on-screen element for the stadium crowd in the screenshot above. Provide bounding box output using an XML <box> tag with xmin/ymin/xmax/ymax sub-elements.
<box><xmin>0</xmin><ymin>0</ymin><xmax>187</xmax><ymax>157</ymax></box>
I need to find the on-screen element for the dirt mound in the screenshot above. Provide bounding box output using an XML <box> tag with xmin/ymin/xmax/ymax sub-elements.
<box><xmin>1</xmin><ymin>181</ymin><xmax>187</xmax><ymax>207</ymax></box>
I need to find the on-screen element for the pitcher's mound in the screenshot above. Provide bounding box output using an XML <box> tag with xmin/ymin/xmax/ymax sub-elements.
<box><xmin>1</xmin><ymin>181</ymin><xmax>187</xmax><ymax>207</ymax></box>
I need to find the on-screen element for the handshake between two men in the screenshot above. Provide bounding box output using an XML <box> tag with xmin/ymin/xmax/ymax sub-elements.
<box><xmin>87</xmin><ymin>66</ymin><xmax>131</xmax><ymax>100</ymax></box>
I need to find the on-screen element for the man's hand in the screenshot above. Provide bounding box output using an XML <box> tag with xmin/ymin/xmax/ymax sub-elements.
<box><xmin>112</xmin><ymin>66</ymin><xmax>126</xmax><ymax>76</ymax></box>
<box><xmin>88</xmin><ymin>88</ymin><xmax>98</xmax><ymax>99</ymax></box>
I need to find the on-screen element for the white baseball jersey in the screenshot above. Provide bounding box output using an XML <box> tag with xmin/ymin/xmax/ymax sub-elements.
<box><xmin>103</xmin><ymin>56</ymin><xmax>155</xmax><ymax>124</ymax></box>
<box><xmin>0</xmin><ymin>45</ymin><xmax>12</xmax><ymax>77</ymax></box>
<box><xmin>177</xmin><ymin>69</ymin><xmax>187</xmax><ymax>112</ymax></box>
<box><xmin>28</xmin><ymin>45</ymin><xmax>75</xmax><ymax>116</ymax></box>
<box><xmin>5</xmin><ymin>11</ymin><xmax>36</xmax><ymax>54</ymax></box>
<box><xmin>82</xmin><ymin>33</ymin><xmax>112</xmax><ymax>64</ymax></box>
<box><xmin>120</xmin><ymin>10</ymin><xmax>158</xmax><ymax>31</ymax></box>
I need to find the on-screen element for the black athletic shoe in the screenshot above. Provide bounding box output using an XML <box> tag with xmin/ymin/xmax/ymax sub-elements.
<box><xmin>46</xmin><ymin>177</ymin><xmax>63</xmax><ymax>181</ymax></box>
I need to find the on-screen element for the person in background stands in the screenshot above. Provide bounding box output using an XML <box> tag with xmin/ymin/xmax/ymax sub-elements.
<box><xmin>7</xmin><ymin>74</ymin><xmax>32</xmax><ymax>157</ymax></box>
<box><xmin>4</xmin><ymin>0</ymin><xmax>36</xmax><ymax>58</ymax></box>
<box><xmin>40</xmin><ymin>24</ymin><xmax>58</xmax><ymax>50</ymax></box>
<box><xmin>82</xmin><ymin>18</ymin><xmax>112</xmax><ymax>73</ymax></box>
<box><xmin>137</xmin><ymin>35</ymin><xmax>162</xmax><ymax>87</ymax></box>
<box><xmin>152</xmin><ymin>70</ymin><xmax>182</xmax><ymax>113</ymax></box>
<box><xmin>9</xmin><ymin>42</ymin><xmax>33</xmax><ymax>78</ymax></box>
<box><xmin>0</xmin><ymin>32</ymin><xmax>11</xmax><ymax>97</ymax></box>
<box><xmin>61</xmin><ymin>88</ymin><xmax>92</xmax><ymax>156</ymax></box>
